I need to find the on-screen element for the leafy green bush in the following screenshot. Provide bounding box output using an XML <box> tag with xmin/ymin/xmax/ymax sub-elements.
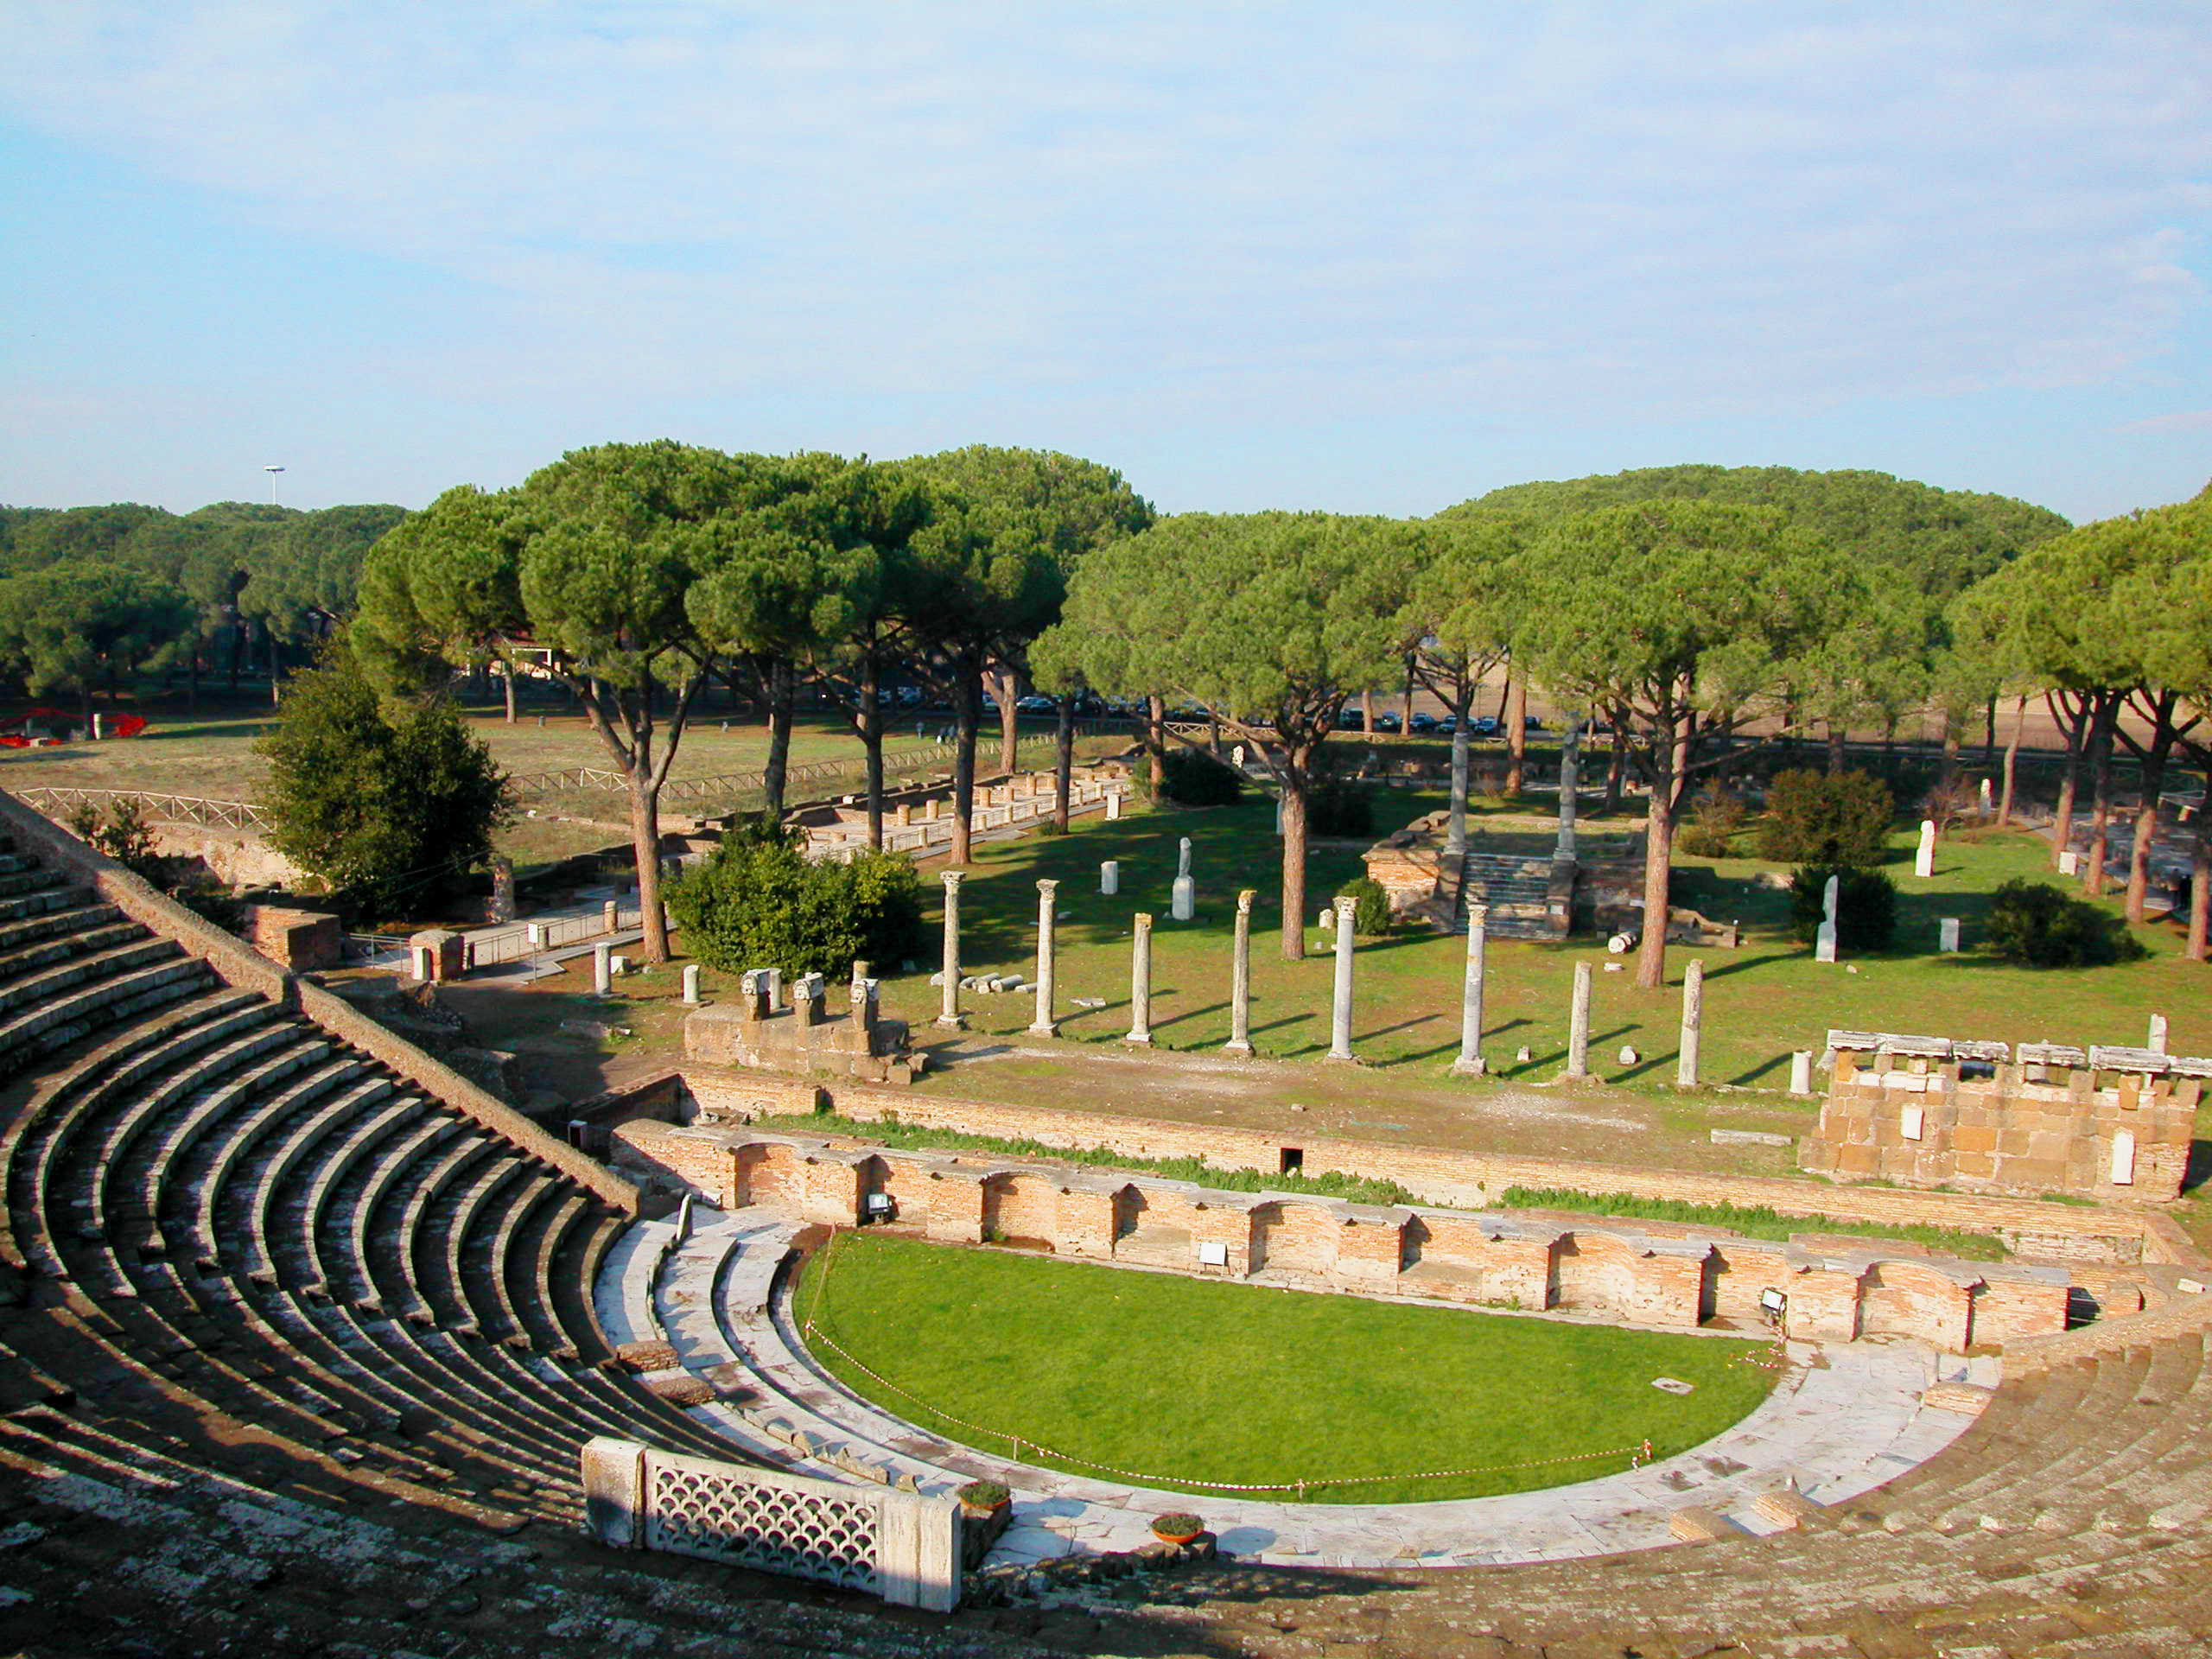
<box><xmin>667</xmin><ymin>824</ymin><xmax>926</xmax><ymax>978</ymax></box>
<box><xmin>1306</xmin><ymin>776</ymin><xmax>1376</xmax><ymax>838</ymax></box>
<box><xmin>1986</xmin><ymin>879</ymin><xmax>2147</xmax><ymax>967</ymax></box>
<box><xmin>1337</xmin><ymin>875</ymin><xmax>1395</xmax><ymax>937</ymax></box>
<box><xmin>1137</xmin><ymin>747</ymin><xmax>1244</xmax><ymax>806</ymax></box>
<box><xmin>1788</xmin><ymin>863</ymin><xmax>1897</xmax><ymax>950</ymax></box>
<box><xmin>258</xmin><ymin>639</ymin><xmax>511</xmax><ymax>918</ymax></box>
<box><xmin>1152</xmin><ymin>1512</ymin><xmax>1205</xmax><ymax>1539</ymax></box>
<box><xmin>1757</xmin><ymin>768</ymin><xmax>1895</xmax><ymax>868</ymax></box>
<box><xmin>1677</xmin><ymin>787</ymin><xmax>1749</xmax><ymax>858</ymax></box>
<box><xmin>957</xmin><ymin>1479</ymin><xmax>1009</xmax><ymax>1510</ymax></box>
<box><xmin>66</xmin><ymin>797</ymin><xmax>163</xmax><ymax>880</ymax></box>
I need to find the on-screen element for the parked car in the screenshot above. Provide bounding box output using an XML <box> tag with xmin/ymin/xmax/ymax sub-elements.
<box><xmin>1468</xmin><ymin>715</ymin><xmax>1501</xmax><ymax>737</ymax></box>
<box><xmin>1408</xmin><ymin>712</ymin><xmax>1438</xmax><ymax>734</ymax></box>
<box><xmin>1524</xmin><ymin>715</ymin><xmax>1546</xmax><ymax>732</ymax></box>
<box><xmin>1016</xmin><ymin>695</ymin><xmax>1054</xmax><ymax>715</ymax></box>
<box><xmin>1376</xmin><ymin>712</ymin><xmax>1402</xmax><ymax>733</ymax></box>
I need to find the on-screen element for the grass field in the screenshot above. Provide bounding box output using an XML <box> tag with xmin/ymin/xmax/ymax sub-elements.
<box><xmin>795</xmin><ymin>1230</ymin><xmax>1779</xmax><ymax>1505</ymax></box>
<box><xmin>883</xmin><ymin>788</ymin><xmax>2212</xmax><ymax>1092</ymax></box>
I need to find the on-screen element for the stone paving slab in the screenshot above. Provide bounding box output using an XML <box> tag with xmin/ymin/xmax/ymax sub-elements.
<box><xmin>595</xmin><ymin>1206</ymin><xmax>1996</xmax><ymax>1572</ymax></box>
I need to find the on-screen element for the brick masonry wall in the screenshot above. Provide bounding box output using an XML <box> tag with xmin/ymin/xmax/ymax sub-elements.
<box><xmin>667</xmin><ymin>1063</ymin><xmax>2198</xmax><ymax>1269</ymax></box>
<box><xmin>608</xmin><ymin>1119</ymin><xmax>2081</xmax><ymax>1355</ymax></box>
<box><xmin>1802</xmin><ymin>1052</ymin><xmax>2196</xmax><ymax>1205</ymax></box>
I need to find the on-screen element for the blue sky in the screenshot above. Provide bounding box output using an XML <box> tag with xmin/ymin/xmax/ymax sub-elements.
<box><xmin>2</xmin><ymin>3</ymin><xmax>2207</xmax><ymax>524</ymax></box>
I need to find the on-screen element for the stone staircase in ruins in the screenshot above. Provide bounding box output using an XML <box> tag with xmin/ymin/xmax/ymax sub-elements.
<box><xmin>1455</xmin><ymin>849</ymin><xmax>1563</xmax><ymax>940</ymax></box>
<box><xmin>0</xmin><ymin>782</ymin><xmax>2208</xmax><ymax>1656</ymax></box>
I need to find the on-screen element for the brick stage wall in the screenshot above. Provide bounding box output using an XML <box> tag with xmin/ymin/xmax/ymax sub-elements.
<box><xmin>610</xmin><ymin>1118</ymin><xmax>2078</xmax><ymax>1356</ymax></box>
<box><xmin>670</xmin><ymin>1065</ymin><xmax>2199</xmax><ymax>1269</ymax></box>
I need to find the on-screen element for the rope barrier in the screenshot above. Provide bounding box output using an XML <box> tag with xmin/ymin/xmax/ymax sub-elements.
<box><xmin>802</xmin><ymin>1231</ymin><xmax>1658</xmax><ymax>1497</ymax></box>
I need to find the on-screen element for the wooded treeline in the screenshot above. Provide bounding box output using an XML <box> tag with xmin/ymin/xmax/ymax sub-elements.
<box><xmin>0</xmin><ymin>499</ymin><xmax>407</xmax><ymax>714</ymax></box>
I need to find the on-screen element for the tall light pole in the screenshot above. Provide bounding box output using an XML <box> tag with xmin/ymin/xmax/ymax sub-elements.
<box><xmin>263</xmin><ymin>466</ymin><xmax>285</xmax><ymax>505</ymax></box>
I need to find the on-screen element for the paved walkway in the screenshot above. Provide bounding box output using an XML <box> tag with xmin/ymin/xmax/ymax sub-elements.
<box><xmin>594</xmin><ymin>1206</ymin><xmax>1996</xmax><ymax>1571</ymax></box>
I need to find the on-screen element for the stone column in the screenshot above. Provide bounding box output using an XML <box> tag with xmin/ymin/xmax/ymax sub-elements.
<box><xmin>1815</xmin><ymin>874</ymin><xmax>1840</xmax><ymax>963</ymax></box>
<box><xmin>593</xmin><ymin>942</ymin><xmax>613</xmax><ymax>995</ymax></box>
<box><xmin>681</xmin><ymin>964</ymin><xmax>702</xmax><ymax>1005</ymax></box>
<box><xmin>1452</xmin><ymin>903</ymin><xmax>1489</xmax><ymax>1076</ymax></box>
<box><xmin>1171</xmin><ymin>836</ymin><xmax>1195</xmax><ymax>921</ymax></box>
<box><xmin>1789</xmin><ymin>1050</ymin><xmax>1815</xmax><ymax>1096</ymax></box>
<box><xmin>936</xmin><ymin>871</ymin><xmax>966</xmax><ymax>1029</ymax></box>
<box><xmin>1915</xmin><ymin>818</ymin><xmax>1936</xmax><ymax>878</ymax></box>
<box><xmin>1327</xmin><ymin>895</ymin><xmax>1358</xmax><ymax>1061</ymax></box>
<box><xmin>1125</xmin><ymin>913</ymin><xmax>1154</xmax><ymax>1046</ymax></box>
<box><xmin>1223</xmin><ymin>889</ymin><xmax>1256</xmax><ymax>1056</ymax></box>
<box><xmin>1565</xmin><ymin>960</ymin><xmax>1592</xmax><ymax>1078</ymax></box>
<box><xmin>2149</xmin><ymin>1013</ymin><xmax>2169</xmax><ymax>1054</ymax></box>
<box><xmin>1676</xmin><ymin>958</ymin><xmax>1704</xmax><ymax>1088</ymax></box>
<box><xmin>602</xmin><ymin>898</ymin><xmax>620</xmax><ymax>935</ymax></box>
<box><xmin>1100</xmin><ymin>860</ymin><xmax>1119</xmax><ymax>896</ymax></box>
<box><xmin>1028</xmin><ymin>880</ymin><xmax>1058</xmax><ymax>1037</ymax></box>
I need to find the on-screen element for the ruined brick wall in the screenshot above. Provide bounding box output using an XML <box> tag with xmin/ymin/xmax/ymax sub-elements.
<box><xmin>1802</xmin><ymin>1051</ymin><xmax>2196</xmax><ymax>1204</ymax></box>
<box><xmin>671</xmin><ymin>1067</ymin><xmax>2192</xmax><ymax>1267</ymax></box>
<box><xmin>611</xmin><ymin>1120</ymin><xmax>2080</xmax><ymax>1354</ymax></box>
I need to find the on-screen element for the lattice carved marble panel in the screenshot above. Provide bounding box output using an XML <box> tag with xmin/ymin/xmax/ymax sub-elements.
<box><xmin>645</xmin><ymin>1464</ymin><xmax>880</xmax><ymax>1591</ymax></box>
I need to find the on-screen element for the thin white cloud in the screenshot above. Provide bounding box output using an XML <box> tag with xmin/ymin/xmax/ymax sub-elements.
<box><xmin>2117</xmin><ymin>410</ymin><xmax>2212</xmax><ymax>434</ymax></box>
<box><xmin>0</xmin><ymin>3</ymin><xmax>2206</xmax><ymax>510</ymax></box>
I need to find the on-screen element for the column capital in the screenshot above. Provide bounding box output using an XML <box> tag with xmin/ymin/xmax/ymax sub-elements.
<box><xmin>1236</xmin><ymin>888</ymin><xmax>1255</xmax><ymax>914</ymax></box>
<box><xmin>940</xmin><ymin>869</ymin><xmax>964</xmax><ymax>891</ymax></box>
<box><xmin>1332</xmin><ymin>894</ymin><xmax>1357</xmax><ymax>918</ymax></box>
<box><xmin>1468</xmin><ymin>902</ymin><xmax>1489</xmax><ymax>927</ymax></box>
<box><xmin>1036</xmin><ymin>878</ymin><xmax>1058</xmax><ymax>898</ymax></box>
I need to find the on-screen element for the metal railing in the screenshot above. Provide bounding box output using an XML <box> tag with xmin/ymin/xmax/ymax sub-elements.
<box><xmin>17</xmin><ymin>787</ymin><xmax>270</xmax><ymax>831</ymax></box>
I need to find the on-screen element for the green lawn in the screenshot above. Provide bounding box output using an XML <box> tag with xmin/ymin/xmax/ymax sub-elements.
<box><xmin>887</xmin><ymin>788</ymin><xmax>2212</xmax><ymax>1094</ymax></box>
<box><xmin>796</xmin><ymin>1231</ymin><xmax>1778</xmax><ymax>1505</ymax></box>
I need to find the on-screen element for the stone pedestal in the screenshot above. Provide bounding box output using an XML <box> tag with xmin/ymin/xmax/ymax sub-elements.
<box><xmin>1170</xmin><ymin>876</ymin><xmax>1195</xmax><ymax>921</ymax></box>
<box><xmin>593</xmin><ymin>942</ymin><xmax>613</xmax><ymax>995</ymax></box>
<box><xmin>408</xmin><ymin>928</ymin><xmax>466</xmax><ymax>983</ymax></box>
<box><xmin>1789</xmin><ymin>1050</ymin><xmax>1815</xmax><ymax>1096</ymax></box>
<box><xmin>489</xmin><ymin>856</ymin><xmax>517</xmax><ymax>923</ymax></box>
<box><xmin>2149</xmin><ymin>1013</ymin><xmax>2169</xmax><ymax>1054</ymax></box>
<box><xmin>1100</xmin><ymin>860</ymin><xmax>1119</xmax><ymax>896</ymax></box>
<box><xmin>602</xmin><ymin>898</ymin><xmax>620</xmax><ymax>934</ymax></box>
<box><xmin>1223</xmin><ymin>889</ymin><xmax>1255</xmax><ymax>1056</ymax></box>
<box><xmin>682</xmin><ymin>964</ymin><xmax>702</xmax><ymax>1005</ymax></box>
<box><xmin>1938</xmin><ymin>917</ymin><xmax>1960</xmax><ymax>953</ymax></box>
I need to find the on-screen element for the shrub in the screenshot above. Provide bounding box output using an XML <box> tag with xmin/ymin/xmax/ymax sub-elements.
<box><xmin>1788</xmin><ymin>864</ymin><xmax>1897</xmax><ymax>950</ymax></box>
<box><xmin>1033</xmin><ymin>817</ymin><xmax>1069</xmax><ymax>837</ymax></box>
<box><xmin>66</xmin><ymin>797</ymin><xmax>163</xmax><ymax>880</ymax></box>
<box><xmin>1306</xmin><ymin>776</ymin><xmax>1376</xmax><ymax>838</ymax></box>
<box><xmin>1152</xmin><ymin>1511</ymin><xmax>1205</xmax><ymax>1539</ymax></box>
<box><xmin>1986</xmin><ymin>879</ymin><xmax>2148</xmax><ymax>968</ymax></box>
<box><xmin>1140</xmin><ymin>747</ymin><xmax>1243</xmax><ymax>807</ymax></box>
<box><xmin>957</xmin><ymin>1479</ymin><xmax>1009</xmax><ymax>1510</ymax></box>
<box><xmin>667</xmin><ymin>825</ymin><xmax>926</xmax><ymax>979</ymax></box>
<box><xmin>258</xmin><ymin>638</ymin><xmax>511</xmax><ymax>918</ymax></box>
<box><xmin>1337</xmin><ymin>875</ymin><xmax>1395</xmax><ymax>937</ymax></box>
<box><xmin>1676</xmin><ymin>787</ymin><xmax>1749</xmax><ymax>859</ymax></box>
<box><xmin>1757</xmin><ymin>769</ymin><xmax>1895</xmax><ymax>868</ymax></box>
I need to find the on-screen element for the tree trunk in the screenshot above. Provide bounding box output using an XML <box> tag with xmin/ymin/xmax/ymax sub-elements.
<box><xmin>2192</xmin><ymin>782</ymin><xmax>2211</xmax><ymax>963</ymax></box>
<box><xmin>1603</xmin><ymin>731</ymin><xmax>1626</xmax><ymax>815</ymax></box>
<box><xmin>1208</xmin><ymin>709</ymin><xmax>1221</xmax><ymax>757</ymax></box>
<box><xmin>1362</xmin><ymin>690</ymin><xmax>1375</xmax><ymax>736</ymax></box>
<box><xmin>1983</xmin><ymin>696</ymin><xmax>1998</xmax><ymax>764</ymax></box>
<box><xmin>504</xmin><ymin>667</ymin><xmax>517</xmax><ymax>722</ymax></box>
<box><xmin>950</xmin><ymin>666</ymin><xmax>980</xmax><ymax>866</ymax></box>
<box><xmin>1054</xmin><ymin>695</ymin><xmax>1074</xmax><ymax>831</ymax></box>
<box><xmin>1636</xmin><ymin>734</ymin><xmax>1684</xmax><ymax>991</ymax></box>
<box><xmin>2050</xmin><ymin>693</ymin><xmax>2082</xmax><ymax>871</ymax></box>
<box><xmin>228</xmin><ymin>620</ymin><xmax>243</xmax><ymax>691</ymax></box>
<box><xmin>762</xmin><ymin>658</ymin><xmax>794</xmax><ymax>819</ymax></box>
<box><xmin>1400</xmin><ymin>660</ymin><xmax>1414</xmax><ymax>731</ymax></box>
<box><xmin>1940</xmin><ymin>722</ymin><xmax>1961</xmax><ymax>790</ymax></box>
<box><xmin>1505</xmin><ymin>675</ymin><xmax>1527</xmax><ymax>795</ymax></box>
<box><xmin>626</xmin><ymin>772</ymin><xmax>671</xmax><ymax>963</ymax></box>
<box><xmin>861</xmin><ymin>655</ymin><xmax>884</xmax><ymax>851</ymax></box>
<box><xmin>1147</xmin><ymin>694</ymin><xmax>1166</xmax><ymax>789</ymax></box>
<box><xmin>1446</xmin><ymin>680</ymin><xmax>1472</xmax><ymax>856</ymax></box>
<box><xmin>2123</xmin><ymin>696</ymin><xmax>2177</xmax><ymax>924</ymax></box>
<box><xmin>268</xmin><ymin>626</ymin><xmax>282</xmax><ymax>707</ymax></box>
<box><xmin>2084</xmin><ymin>694</ymin><xmax>2118</xmax><ymax>896</ymax></box>
<box><xmin>1279</xmin><ymin>772</ymin><xmax>1309</xmax><ymax>961</ymax></box>
<box><xmin>995</xmin><ymin>664</ymin><xmax>1020</xmax><ymax>775</ymax></box>
<box><xmin>187</xmin><ymin>638</ymin><xmax>200</xmax><ymax>716</ymax></box>
<box><xmin>1998</xmin><ymin>695</ymin><xmax>2024</xmax><ymax>826</ymax></box>
<box><xmin>1827</xmin><ymin>723</ymin><xmax>1847</xmax><ymax>775</ymax></box>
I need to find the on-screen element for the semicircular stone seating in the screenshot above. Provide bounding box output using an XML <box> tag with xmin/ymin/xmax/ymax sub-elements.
<box><xmin>0</xmin><ymin>800</ymin><xmax>2209</xmax><ymax>1658</ymax></box>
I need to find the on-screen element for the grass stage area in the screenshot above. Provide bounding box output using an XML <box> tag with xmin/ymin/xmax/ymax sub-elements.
<box><xmin>795</xmin><ymin>1230</ymin><xmax>1779</xmax><ymax>1505</ymax></box>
